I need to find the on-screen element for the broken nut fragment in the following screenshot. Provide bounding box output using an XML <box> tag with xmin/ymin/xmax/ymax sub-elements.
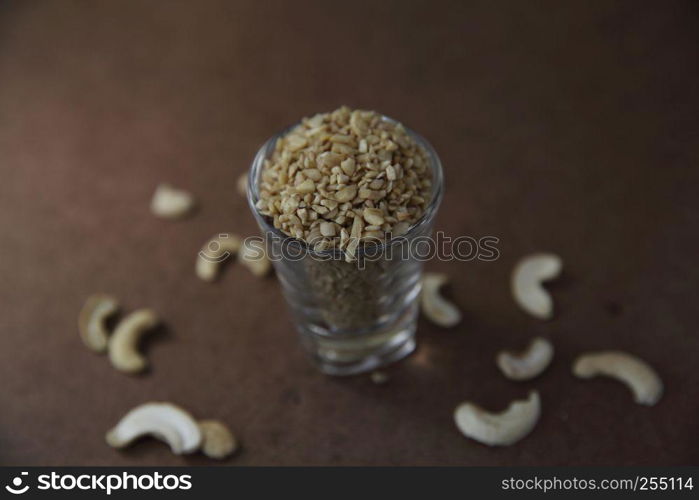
<box><xmin>150</xmin><ymin>184</ymin><xmax>196</xmax><ymax>219</ymax></box>
<box><xmin>237</xmin><ymin>173</ymin><xmax>248</xmax><ymax>197</ymax></box>
<box><xmin>108</xmin><ymin>309</ymin><xmax>160</xmax><ymax>374</ymax></box>
<box><xmin>196</xmin><ymin>233</ymin><xmax>243</xmax><ymax>282</ymax></box>
<box><xmin>573</xmin><ymin>351</ymin><xmax>663</xmax><ymax>406</ymax></box>
<box><xmin>106</xmin><ymin>402</ymin><xmax>202</xmax><ymax>455</ymax></box>
<box><xmin>363</xmin><ymin>207</ymin><xmax>384</xmax><ymax>226</ymax></box>
<box><xmin>511</xmin><ymin>253</ymin><xmax>562</xmax><ymax>320</ymax></box>
<box><xmin>78</xmin><ymin>294</ymin><xmax>120</xmax><ymax>353</ymax></box>
<box><xmin>198</xmin><ymin>420</ymin><xmax>238</xmax><ymax>459</ymax></box>
<box><xmin>496</xmin><ymin>337</ymin><xmax>554</xmax><ymax>381</ymax></box>
<box><xmin>420</xmin><ymin>272</ymin><xmax>462</xmax><ymax>327</ymax></box>
<box><xmin>454</xmin><ymin>391</ymin><xmax>541</xmax><ymax>446</ymax></box>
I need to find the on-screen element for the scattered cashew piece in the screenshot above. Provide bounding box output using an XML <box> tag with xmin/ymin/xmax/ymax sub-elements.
<box><xmin>195</xmin><ymin>233</ymin><xmax>243</xmax><ymax>282</ymax></box>
<box><xmin>496</xmin><ymin>337</ymin><xmax>554</xmax><ymax>381</ymax></box>
<box><xmin>237</xmin><ymin>173</ymin><xmax>248</xmax><ymax>197</ymax></box>
<box><xmin>108</xmin><ymin>309</ymin><xmax>159</xmax><ymax>374</ymax></box>
<box><xmin>511</xmin><ymin>253</ymin><xmax>562</xmax><ymax>320</ymax></box>
<box><xmin>370</xmin><ymin>371</ymin><xmax>389</xmax><ymax>384</ymax></box>
<box><xmin>238</xmin><ymin>238</ymin><xmax>271</xmax><ymax>277</ymax></box>
<box><xmin>78</xmin><ymin>294</ymin><xmax>120</xmax><ymax>353</ymax></box>
<box><xmin>150</xmin><ymin>184</ymin><xmax>196</xmax><ymax>219</ymax></box>
<box><xmin>106</xmin><ymin>402</ymin><xmax>202</xmax><ymax>455</ymax></box>
<box><xmin>420</xmin><ymin>272</ymin><xmax>461</xmax><ymax>327</ymax></box>
<box><xmin>573</xmin><ymin>351</ymin><xmax>663</xmax><ymax>406</ymax></box>
<box><xmin>454</xmin><ymin>391</ymin><xmax>541</xmax><ymax>446</ymax></box>
<box><xmin>198</xmin><ymin>420</ymin><xmax>238</xmax><ymax>459</ymax></box>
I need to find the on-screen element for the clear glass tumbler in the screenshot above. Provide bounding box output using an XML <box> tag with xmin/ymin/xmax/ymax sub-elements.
<box><xmin>247</xmin><ymin>118</ymin><xmax>444</xmax><ymax>375</ymax></box>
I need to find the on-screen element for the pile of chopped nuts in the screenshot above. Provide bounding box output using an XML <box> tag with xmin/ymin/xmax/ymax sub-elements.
<box><xmin>255</xmin><ymin>106</ymin><xmax>433</xmax><ymax>260</ymax></box>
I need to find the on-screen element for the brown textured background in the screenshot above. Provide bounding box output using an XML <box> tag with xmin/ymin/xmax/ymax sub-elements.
<box><xmin>0</xmin><ymin>0</ymin><xmax>697</xmax><ymax>466</ymax></box>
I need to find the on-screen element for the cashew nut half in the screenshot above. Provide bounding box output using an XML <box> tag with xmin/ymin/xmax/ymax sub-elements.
<box><xmin>511</xmin><ymin>253</ymin><xmax>562</xmax><ymax>320</ymax></box>
<box><xmin>108</xmin><ymin>309</ymin><xmax>159</xmax><ymax>374</ymax></box>
<box><xmin>496</xmin><ymin>337</ymin><xmax>554</xmax><ymax>381</ymax></box>
<box><xmin>238</xmin><ymin>238</ymin><xmax>271</xmax><ymax>277</ymax></box>
<box><xmin>454</xmin><ymin>391</ymin><xmax>540</xmax><ymax>446</ymax></box>
<box><xmin>198</xmin><ymin>420</ymin><xmax>238</xmax><ymax>459</ymax></box>
<box><xmin>150</xmin><ymin>184</ymin><xmax>196</xmax><ymax>219</ymax></box>
<box><xmin>573</xmin><ymin>351</ymin><xmax>663</xmax><ymax>406</ymax></box>
<box><xmin>78</xmin><ymin>294</ymin><xmax>120</xmax><ymax>353</ymax></box>
<box><xmin>195</xmin><ymin>233</ymin><xmax>242</xmax><ymax>282</ymax></box>
<box><xmin>106</xmin><ymin>402</ymin><xmax>202</xmax><ymax>454</ymax></box>
<box><xmin>420</xmin><ymin>272</ymin><xmax>462</xmax><ymax>327</ymax></box>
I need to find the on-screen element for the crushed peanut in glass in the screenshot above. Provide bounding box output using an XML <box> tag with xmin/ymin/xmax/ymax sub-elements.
<box><xmin>255</xmin><ymin>106</ymin><xmax>432</xmax><ymax>260</ymax></box>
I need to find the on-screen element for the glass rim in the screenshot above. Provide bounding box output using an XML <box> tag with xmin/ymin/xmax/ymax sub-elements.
<box><xmin>246</xmin><ymin>114</ymin><xmax>444</xmax><ymax>257</ymax></box>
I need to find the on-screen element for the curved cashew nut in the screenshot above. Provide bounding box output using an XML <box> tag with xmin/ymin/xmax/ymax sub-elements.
<box><xmin>196</xmin><ymin>233</ymin><xmax>243</xmax><ymax>282</ymax></box>
<box><xmin>108</xmin><ymin>309</ymin><xmax>159</xmax><ymax>374</ymax></box>
<box><xmin>420</xmin><ymin>272</ymin><xmax>462</xmax><ymax>327</ymax></box>
<box><xmin>496</xmin><ymin>337</ymin><xmax>554</xmax><ymax>381</ymax></box>
<box><xmin>78</xmin><ymin>294</ymin><xmax>119</xmax><ymax>353</ymax></box>
<box><xmin>106</xmin><ymin>402</ymin><xmax>202</xmax><ymax>454</ymax></box>
<box><xmin>198</xmin><ymin>420</ymin><xmax>238</xmax><ymax>459</ymax></box>
<box><xmin>238</xmin><ymin>238</ymin><xmax>271</xmax><ymax>277</ymax></box>
<box><xmin>511</xmin><ymin>253</ymin><xmax>562</xmax><ymax>320</ymax></box>
<box><xmin>454</xmin><ymin>391</ymin><xmax>540</xmax><ymax>446</ymax></box>
<box><xmin>150</xmin><ymin>184</ymin><xmax>195</xmax><ymax>219</ymax></box>
<box><xmin>573</xmin><ymin>351</ymin><xmax>663</xmax><ymax>406</ymax></box>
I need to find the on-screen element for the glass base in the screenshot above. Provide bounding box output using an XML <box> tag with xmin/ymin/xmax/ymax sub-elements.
<box><xmin>298</xmin><ymin>302</ymin><xmax>418</xmax><ymax>376</ymax></box>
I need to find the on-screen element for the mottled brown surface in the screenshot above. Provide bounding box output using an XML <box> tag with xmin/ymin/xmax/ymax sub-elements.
<box><xmin>0</xmin><ymin>0</ymin><xmax>697</xmax><ymax>466</ymax></box>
